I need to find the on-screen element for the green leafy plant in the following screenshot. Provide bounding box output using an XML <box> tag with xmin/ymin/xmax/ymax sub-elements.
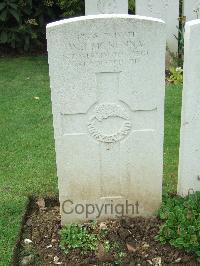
<box><xmin>103</xmin><ymin>240</ymin><xmax>111</xmax><ymax>252</ymax></box>
<box><xmin>59</xmin><ymin>224</ymin><xmax>98</xmax><ymax>254</ymax></box>
<box><xmin>0</xmin><ymin>0</ymin><xmax>60</xmax><ymax>52</ymax></box>
<box><xmin>167</xmin><ymin>66</ymin><xmax>183</xmax><ymax>85</ymax></box>
<box><xmin>59</xmin><ymin>222</ymin><xmax>125</xmax><ymax>264</ymax></box>
<box><xmin>156</xmin><ymin>192</ymin><xmax>200</xmax><ymax>260</ymax></box>
<box><xmin>0</xmin><ymin>0</ymin><xmax>136</xmax><ymax>53</ymax></box>
<box><xmin>0</xmin><ymin>1</ymin><xmax>20</xmax><ymax>22</ymax></box>
<box><xmin>58</xmin><ymin>0</ymin><xmax>84</xmax><ymax>18</ymax></box>
<box><xmin>129</xmin><ymin>0</ymin><xmax>135</xmax><ymax>14</ymax></box>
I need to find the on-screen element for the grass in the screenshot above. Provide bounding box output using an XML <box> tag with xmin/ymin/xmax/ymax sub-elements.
<box><xmin>164</xmin><ymin>83</ymin><xmax>182</xmax><ymax>193</ymax></box>
<box><xmin>0</xmin><ymin>56</ymin><xmax>57</xmax><ymax>265</ymax></box>
<box><xmin>0</xmin><ymin>56</ymin><xmax>182</xmax><ymax>265</ymax></box>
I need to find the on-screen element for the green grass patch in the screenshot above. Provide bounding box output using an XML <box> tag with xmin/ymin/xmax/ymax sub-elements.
<box><xmin>0</xmin><ymin>56</ymin><xmax>182</xmax><ymax>265</ymax></box>
<box><xmin>0</xmin><ymin>56</ymin><xmax>57</xmax><ymax>265</ymax></box>
<box><xmin>163</xmin><ymin>84</ymin><xmax>182</xmax><ymax>193</ymax></box>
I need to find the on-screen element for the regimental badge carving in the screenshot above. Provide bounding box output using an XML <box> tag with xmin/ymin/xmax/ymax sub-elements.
<box><xmin>97</xmin><ymin>0</ymin><xmax>117</xmax><ymax>14</ymax></box>
<box><xmin>147</xmin><ymin>0</ymin><xmax>153</xmax><ymax>13</ymax></box>
<box><xmin>162</xmin><ymin>0</ymin><xmax>169</xmax><ymax>9</ymax></box>
<box><xmin>147</xmin><ymin>0</ymin><xmax>169</xmax><ymax>17</ymax></box>
<box><xmin>194</xmin><ymin>0</ymin><xmax>200</xmax><ymax>17</ymax></box>
<box><xmin>88</xmin><ymin>103</ymin><xmax>132</xmax><ymax>143</ymax></box>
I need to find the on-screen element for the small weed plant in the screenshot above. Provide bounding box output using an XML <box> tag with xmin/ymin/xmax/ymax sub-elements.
<box><xmin>167</xmin><ymin>66</ymin><xmax>183</xmax><ymax>85</ymax></box>
<box><xmin>59</xmin><ymin>224</ymin><xmax>98</xmax><ymax>254</ymax></box>
<box><xmin>156</xmin><ymin>192</ymin><xmax>200</xmax><ymax>260</ymax></box>
<box><xmin>59</xmin><ymin>222</ymin><xmax>126</xmax><ymax>263</ymax></box>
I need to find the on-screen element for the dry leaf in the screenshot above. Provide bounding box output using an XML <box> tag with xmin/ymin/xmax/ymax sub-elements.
<box><xmin>21</xmin><ymin>255</ymin><xmax>34</xmax><ymax>265</ymax></box>
<box><xmin>142</xmin><ymin>242</ymin><xmax>150</xmax><ymax>249</ymax></box>
<box><xmin>99</xmin><ymin>222</ymin><xmax>107</xmax><ymax>230</ymax></box>
<box><xmin>36</xmin><ymin>198</ymin><xmax>46</xmax><ymax>210</ymax></box>
<box><xmin>126</xmin><ymin>243</ymin><xmax>136</xmax><ymax>253</ymax></box>
<box><xmin>53</xmin><ymin>256</ymin><xmax>62</xmax><ymax>264</ymax></box>
<box><xmin>152</xmin><ymin>257</ymin><xmax>162</xmax><ymax>266</ymax></box>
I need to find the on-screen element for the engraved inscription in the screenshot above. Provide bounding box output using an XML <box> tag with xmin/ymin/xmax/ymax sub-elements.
<box><xmin>64</xmin><ymin>31</ymin><xmax>148</xmax><ymax>67</ymax></box>
<box><xmin>194</xmin><ymin>0</ymin><xmax>200</xmax><ymax>18</ymax></box>
<box><xmin>147</xmin><ymin>0</ymin><xmax>153</xmax><ymax>13</ymax></box>
<box><xmin>97</xmin><ymin>0</ymin><xmax>117</xmax><ymax>14</ymax></box>
<box><xmin>147</xmin><ymin>0</ymin><xmax>169</xmax><ymax>19</ymax></box>
<box><xmin>88</xmin><ymin>103</ymin><xmax>132</xmax><ymax>143</ymax></box>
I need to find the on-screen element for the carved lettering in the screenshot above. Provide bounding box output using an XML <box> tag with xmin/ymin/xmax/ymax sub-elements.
<box><xmin>97</xmin><ymin>0</ymin><xmax>117</xmax><ymax>14</ymax></box>
<box><xmin>147</xmin><ymin>0</ymin><xmax>169</xmax><ymax>19</ymax></box>
<box><xmin>64</xmin><ymin>31</ymin><xmax>148</xmax><ymax>68</ymax></box>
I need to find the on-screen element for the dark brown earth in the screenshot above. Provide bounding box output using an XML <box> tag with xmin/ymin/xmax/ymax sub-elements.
<box><xmin>17</xmin><ymin>198</ymin><xmax>199</xmax><ymax>266</ymax></box>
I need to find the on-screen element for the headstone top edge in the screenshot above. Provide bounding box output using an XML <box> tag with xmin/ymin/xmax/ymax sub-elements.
<box><xmin>46</xmin><ymin>14</ymin><xmax>165</xmax><ymax>30</ymax></box>
<box><xmin>185</xmin><ymin>19</ymin><xmax>200</xmax><ymax>28</ymax></box>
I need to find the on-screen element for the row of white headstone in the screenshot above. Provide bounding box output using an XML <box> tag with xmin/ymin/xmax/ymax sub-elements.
<box><xmin>47</xmin><ymin>0</ymin><xmax>200</xmax><ymax>224</ymax></box>
<box><xmin>85</xmin><ymin>0</ymin><xmax>200</xmax><ymax>55</ymax></box>
<box><xmin>135</xmin><ymin>0</ymin><xmax>200</xmax><ymax>55</ymax></box>
<box><xmin>178</xmin><ymin>19</ymin><xmax>200</xmax><ymax>196</ymax></box>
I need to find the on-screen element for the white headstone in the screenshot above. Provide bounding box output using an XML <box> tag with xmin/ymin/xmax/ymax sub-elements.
<box><xmin>178</xmin><ymin>20</ymin><xmax>200</xmax><ymax>196</ymax></box>
<box><xmin>184</xmin><ymin>0</ymin><xmax>200</xmax><ymax>22</ymax></box>
<box><xmin>85</xmin><ymin>0</ymin><xmax>128</xmax><ymax>15</ymax></box>
<box><xmin>136</xmin><ymin>0</ymin><xmax>179</xmax><ymax>55</ymax></box>
<box><xmin>47</xmin><ymin>14</ymin><xmax>166</xmax><ymax>224</ymax></box>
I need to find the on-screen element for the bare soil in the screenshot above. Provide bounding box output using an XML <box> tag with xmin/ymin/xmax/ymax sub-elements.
<box><xmin>17</xmin><ymin>198</ymin><xmax>199</xmax><ymax>266</ymax></box>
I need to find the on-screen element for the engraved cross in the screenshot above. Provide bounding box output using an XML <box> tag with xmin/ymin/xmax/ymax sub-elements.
<box><xmin>61</xmin><ymin>72</ymin><xmax>156</xmax><ymax>198</ymax></box>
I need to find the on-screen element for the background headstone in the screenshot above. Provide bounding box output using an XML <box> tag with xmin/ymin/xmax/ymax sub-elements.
<box><xmin>136</xmin><ymin>0</ymin><xmax>179</xmax><ymax>55</ymax></box>
<box><xmin>178</xmin><ymin>19</ymin><xmax>200</xmax><ymax>196</ymax></box>
<box><xmin>183</xmin><ymin>0</ymin><xmax>200</xmax><ymax>22</ymax></box>
<box><xmin>47</xmin><ymin>15</ymin><xmax>166</xmax><ymax>224</ymax></box>
<box><xmin>85</xmin><ymin>0</ymin><xmax>128</xmax><ymax>15</ymax></box>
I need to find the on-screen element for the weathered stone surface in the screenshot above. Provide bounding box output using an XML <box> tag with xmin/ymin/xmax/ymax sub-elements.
<box><xmin>178</xmin><ymin>20</ymin><xmax>200</xmax><ymax>196</ymax></box>
<box><xmin>184</xmin><ymin>0</ymin><xmax>200</xmax><ymax>22</ymax></box>
<box><xmin>85</xmin><ymin>0</ymin><xmax>128</xmax><ymax>15</ymax></box>
<box><xmin>47</xmin><ymin>15</ymin><xmax>166</xmax><ymax>224</ymax></box>
<box><xmin>136</xmin><ymin>0</ymin><xmax>179</xmax><ymax>54</ymax></box>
